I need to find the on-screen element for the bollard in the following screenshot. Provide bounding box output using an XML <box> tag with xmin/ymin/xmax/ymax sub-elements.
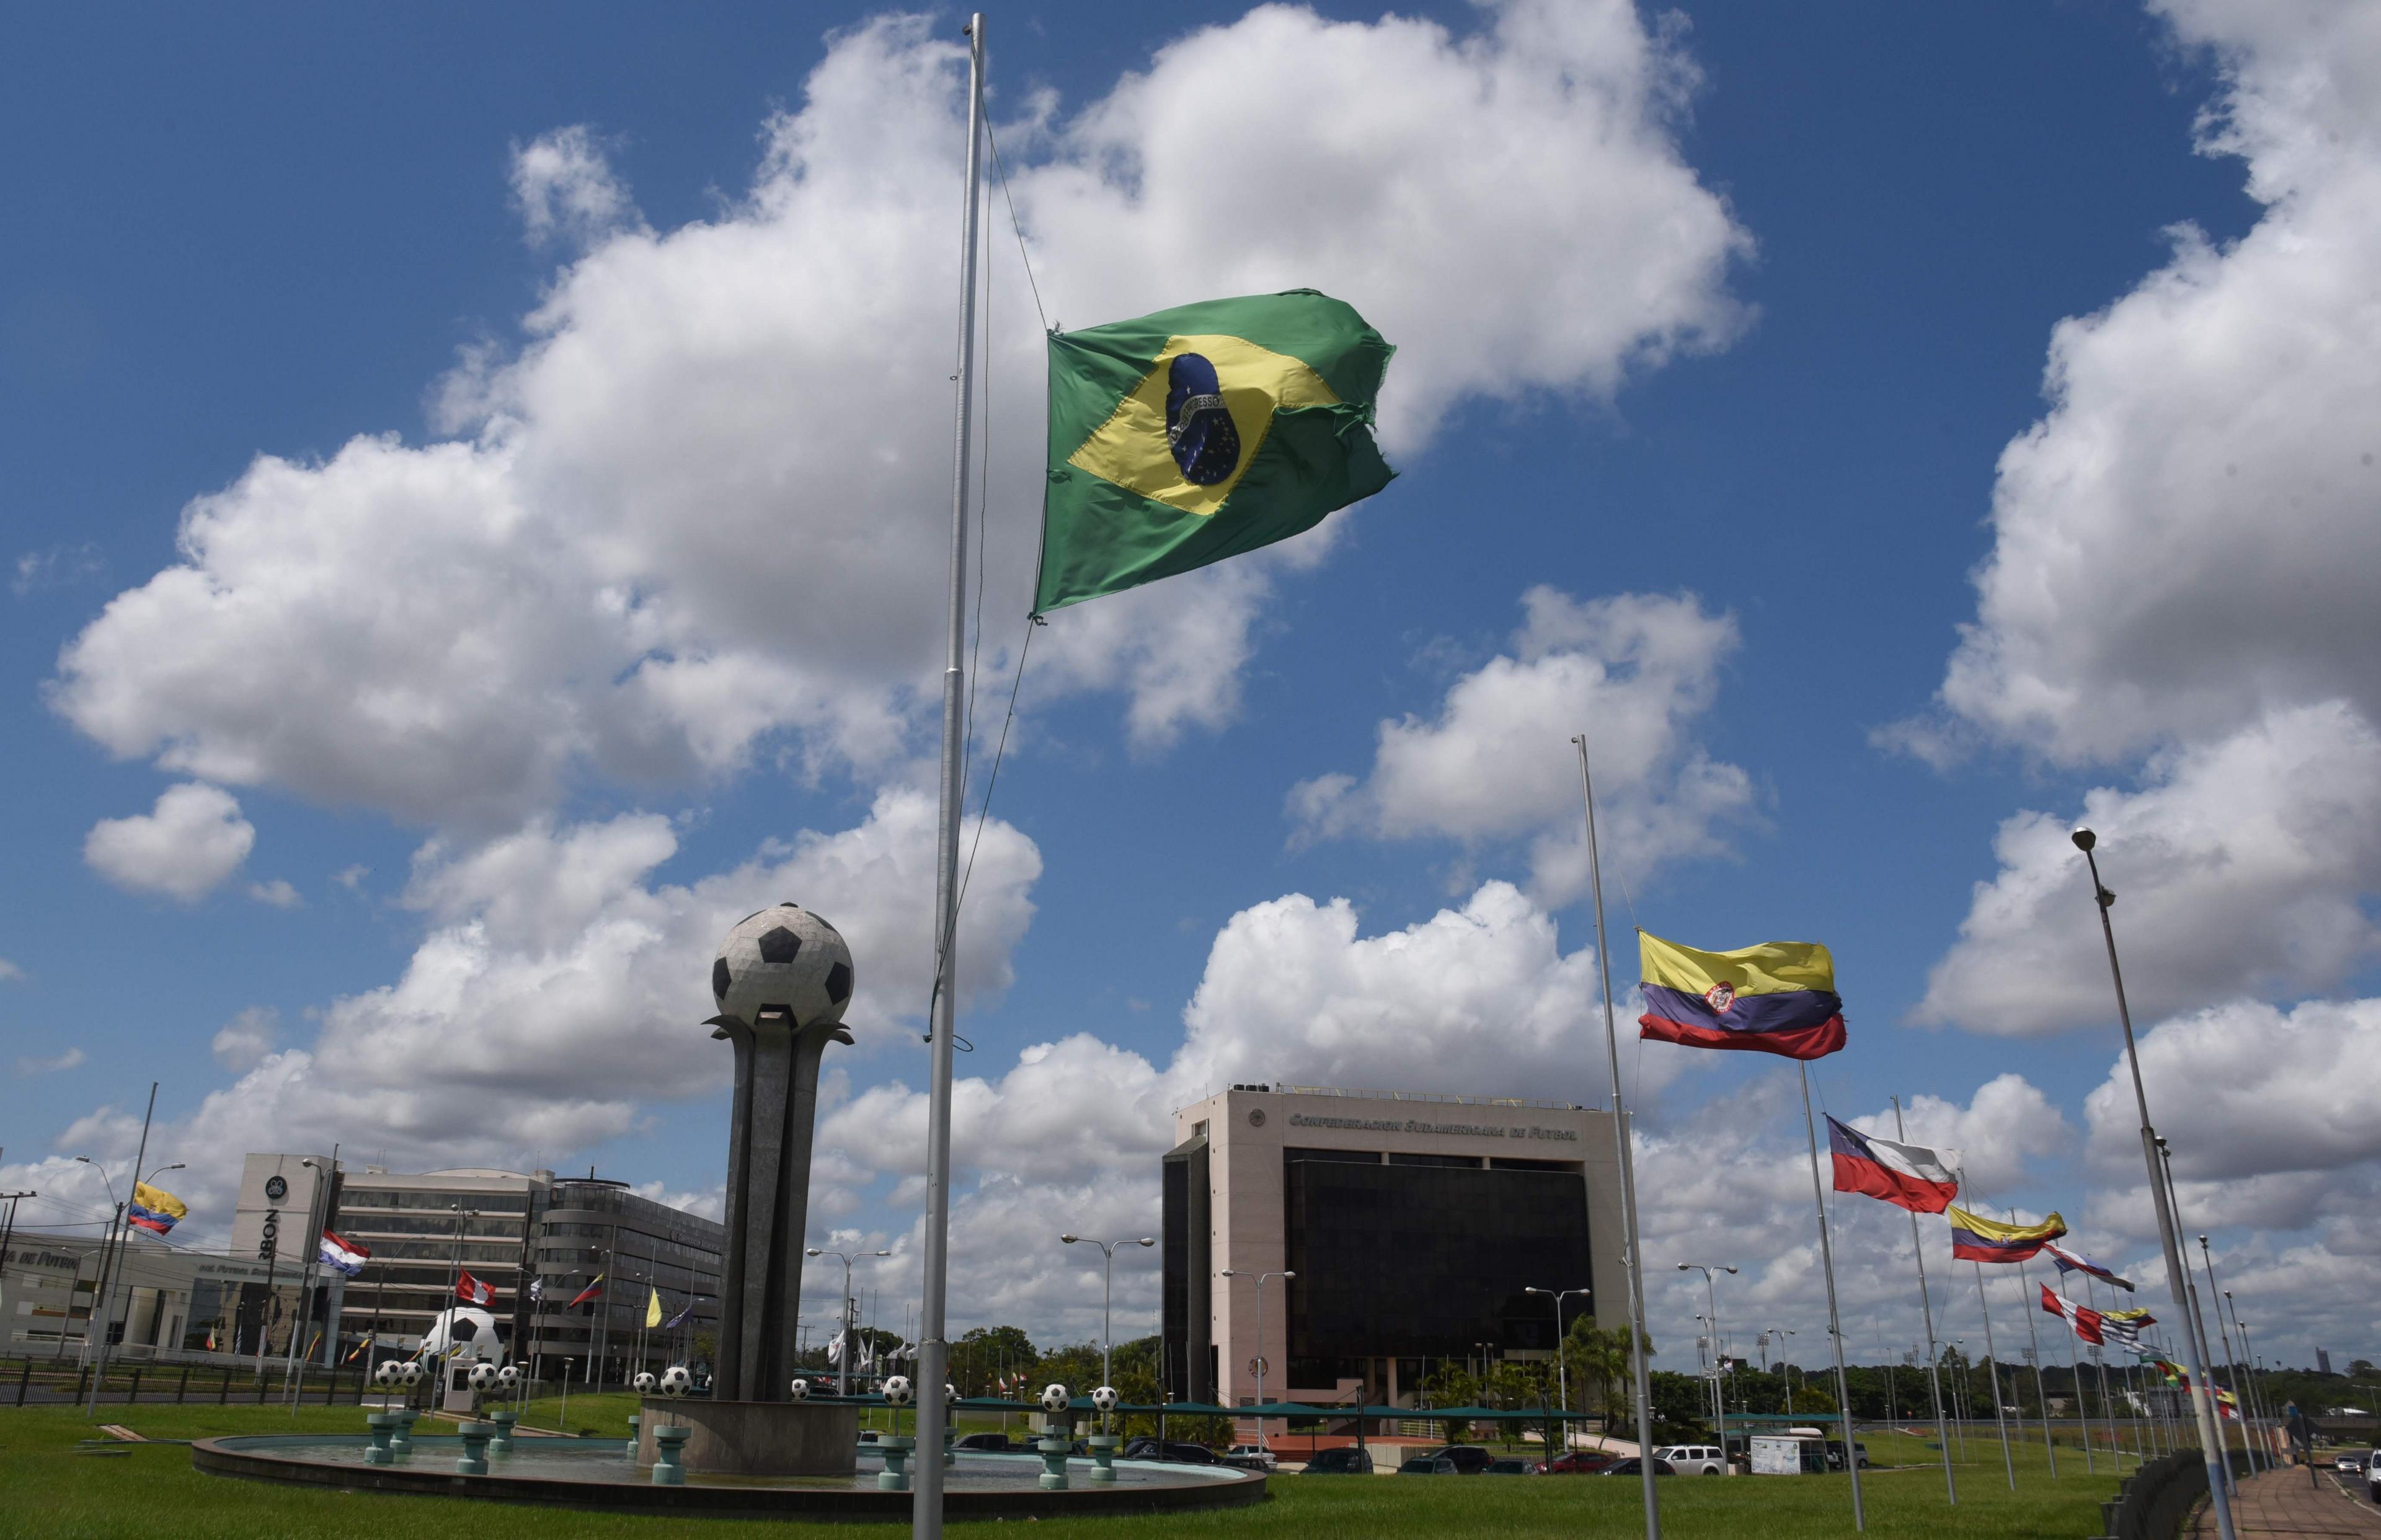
<box><xmin>365</xmin><ymin>1412</ymin><xmax>399</xmax><ymax>1466</ymax></box>
<box><xmin>1087</xmin><ymin>1433</ymin><xmax>1119</xmax><ymax>1484</ymax></box>
<box><xmin>879</xmin><ymin>1435</ymin><xmax>917</xmax><ymax>1492</ymax></box>
<box><xmin>456</xmin><ymin>1420</ymin><xmax>492</xmax><ymax>1477</ymax></box>
<box><xmin>489</xmin><ymin>1409</ymin><xmax>518</xmax><ymax>1454</ymax></box>
<box><xmin>652</xmin><ymin>1423</ymin><xmax>691</xmax><ymax>1486</ymax></box>
<box><xmin>626</xmin><ymin>1414</ymin><xmax>642</xmax><ymax>1461</ymax></box>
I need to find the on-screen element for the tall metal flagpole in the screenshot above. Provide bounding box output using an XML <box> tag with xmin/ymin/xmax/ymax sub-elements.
<box><xmin>1571</xmin><ymin>737</ymin><xmax>1659</xmax><ymax>1540</ymax></box>
<box><xmin>2072</xmin><ymin>831</ymin><xmax>2237</xmax><ymax>1540</ymax></box>
<box><xmin>915</xmin><ymin>17</ymin><xmax>983</xmax><ymax>1539</ymax></box>
<box><xmin>2054</xmin><ymin>1273</ymin><xmax>2099</xmax><ymax>1472</ymax></box>
<box><xmin>1969</xmin><ymin>1255</ymin><xmax>2018</xmax><ymax>1490</ymax></box>
<box><xmin>87</xmin><ymin>1081</ymin><xmax>157</xmax><ymax>1416</ymax></box>
<box><xmin>2008</xmin><ymin>1218</ymin><xmax>2058</xmax><ymax>1477</ymax></box>
<box><xmin>1891</xmin><ymin>1096</ymin><xmax>1956</xmax><ymax>1504</ymax></box>
<box><xmin>1796</xmin><ymin>1064</ymin><xmax>1864</xmax><ymax>1529</ymax></box>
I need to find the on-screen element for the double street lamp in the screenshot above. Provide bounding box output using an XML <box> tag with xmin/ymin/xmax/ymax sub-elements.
<box><xmin>806</xmin><ymin>1246</ymin><xmax>889</xmax><ymax>1396</ymax></box>
<box><xmin>1679</xmin><ymin>1263</ymin><xmax>1737</xmax><ymax>1448</ymax></box>
<box><xmin>1524</xmin><ymin>1286</ymin><xmax>1591</xmax><ymax>1428</ymax></box>
<box><xmin>1218</xmin><ymin>1268</ymin><xmax>1294</xmax><ymax>1450</ymax></box>
<box><xmin>1060</xmin><ymin>1233</ymin><xmax>1153</xmax><ymax>1404</ymax></box>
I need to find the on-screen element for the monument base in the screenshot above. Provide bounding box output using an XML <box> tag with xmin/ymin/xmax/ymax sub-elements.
<box><xmin>634</xmin><ymin>1399</ymin><xmax>860</xmax><ymax>1477</ymax></box>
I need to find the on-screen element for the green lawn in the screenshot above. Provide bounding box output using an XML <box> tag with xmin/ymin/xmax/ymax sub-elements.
<box><xmin>0</xmin><ymin>1407</ymin><xmax>2121</xmax><ymax>1539</ymax></box>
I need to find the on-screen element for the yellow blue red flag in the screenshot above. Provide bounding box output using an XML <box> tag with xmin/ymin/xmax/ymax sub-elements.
<box><xmin>1638</xmin><ymin>932</ymin><xmax>1845</xmax><ymax>1060</ymax></box>
<box><xmin>1948</xmin><ymin>1205</ymin><xmax>2066</xmax><ymax>1262</ymax></box>
<box><xmin>127</xmin><ymin>1182</ymin><xmax>187</xmax><ymax>1234</ymax></box>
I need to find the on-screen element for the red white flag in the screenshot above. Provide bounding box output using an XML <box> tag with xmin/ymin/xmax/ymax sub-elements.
<box><xmin>2041</xmin><ymin>1283</ymin><xmax>2104</xmax><ymax>1345</ymax></box>
<box><xmin>456</xmin><ymin>1270</ymin><xmax>496</xmax><ymax>1307</ymax></box>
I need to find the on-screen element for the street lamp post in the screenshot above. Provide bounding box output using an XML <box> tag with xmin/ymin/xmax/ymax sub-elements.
<box><xmin>1218</xmin><ymin>1268</ymin><xmax>1294</xmax><ymax>1451</ymax></box>
<box><xmin>1524</xmin><ymin>1286</ymin><xmax>1591</xmax><ymax>1440</ymax></box>
<box><xmin>2070</xmin><ymin>826</ymin><xmax>2238</xmax><ymax>1540</ymax></box>
<box><xmin>285</xmin><ymin>1150</ymin><xmax>338</xmax><ymax>1405</ymax></box>
<box><xmin>1765</xmin><ymin>1327</ymin><xmax>1796</xmax><ymax>1408</ymax></box>
<box><xmin>1060</xmin><ymin>1234</ymin><xmax>1153</xmax><ymax>1423</ymax></box>
<box><xmin>806</xmin><ymin>1247</ymin><xmax>889</xmax><ymax>1397</ymax></box>
<box><xmin>1678</xmin><ymin>1263</ymin><xmax>1737</xmax><ymax>1455</ymax></box>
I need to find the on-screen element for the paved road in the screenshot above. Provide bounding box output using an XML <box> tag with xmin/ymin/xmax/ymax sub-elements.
<box><xmin>2196</xmin><ymin>1465</ymin><xmax>2381</xmax><ymax>1538</ymax></box>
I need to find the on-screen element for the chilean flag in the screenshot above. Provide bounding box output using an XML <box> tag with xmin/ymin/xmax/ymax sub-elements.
<box><xmin>456</xmin><ymin>1270</ymin><xmax>496</xmax><ymax>1307</ymax></box>
<box><xmin>2041</xmin><ymin>1284</ymin><xmax>2104</xmax><ymax>1345</ymax></box>
<box><xmin>1825</xmin><ymin>1115</ymin><xmax>1960</xmax><ymax>1213</ymax></box>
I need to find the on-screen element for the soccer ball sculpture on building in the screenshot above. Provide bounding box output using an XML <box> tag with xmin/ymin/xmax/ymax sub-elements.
<box><xmin>660</xmin><ymin>1365</ymin><xmax>693</xmax><ymax>1397</ymax></box>
<box><xmin>1092</xmin><ymin>1385</ymin><xmax>1119</xmax><ymax>1413</ymax></box>
<box><xmin>633</xmin><ymin>1371</ymin><xmax>657</xmax><ymax>1394</ymax></box>
<box><xmin>468</xmin><ymin>1361</ymin><xmax>500</xmax><ymax>1392</ymax></box>
<box><xmin>884</xmin><ymin>1374</ymin><xmax>914</xmax><ymax>1407</ymax></box>
<box><xmin>710</xmin><ymin>904</ymin><xmax>855</xmax><ymax>1029</ymax></box>
<box><xmin>1039</xmin><ymin>1384</ymin><xmax>1070</xmax><ymax>1415</ymax></box>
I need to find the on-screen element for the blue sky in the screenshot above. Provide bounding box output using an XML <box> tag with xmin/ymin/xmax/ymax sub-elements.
<box><xmin>7</xmin><ymin>1</ymin><xmax>2377</xmax><ymax>1365</ymax></box>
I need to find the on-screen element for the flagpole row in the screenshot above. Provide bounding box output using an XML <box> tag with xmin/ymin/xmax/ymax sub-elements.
<box><xmin>1890</xmin><ymin>1097</ymin><xmax>1956</xmax><ymax>1505</ymax></box>
<box><xmin>1967</xmin><ymin>1250</ymin><xmax>2018</xmax><ymax>1491</ymax></box>
<box><xmin>1572</xmin><ymin>737</ymin><xmax>1660</xmax><ymax>1540</ymax></box>
<box><xmin>2008</xmin><ymin>1218</ymin><xmax>2059</xmax><ymax>1478</ymax></box>
<box><xmin>1796</xmin><ymin>1062</ymin><xmax>1864</xmax><ymax>1530</ymax></box>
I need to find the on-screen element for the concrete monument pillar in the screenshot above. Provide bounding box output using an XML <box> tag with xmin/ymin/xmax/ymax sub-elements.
<box><xmin>704</xmin><ymin>903</ymin><xmax>855</xmax><ymax>1404</ymax></box>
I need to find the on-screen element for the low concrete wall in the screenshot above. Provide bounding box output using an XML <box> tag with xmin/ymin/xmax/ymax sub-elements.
<box><xmin>634</xmin><ymin>1397</ymin><xmax>860</xmax><ymax>1477</ymax></box>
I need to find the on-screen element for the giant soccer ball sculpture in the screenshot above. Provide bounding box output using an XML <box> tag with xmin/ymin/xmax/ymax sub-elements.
<box><xmin>468</xmin><ymin>1361</ymin><xmax>501</xmax><ymax>1393</ymax></box>
<box><xmin>707</xmin><ymin>904</ymin><xmax>857</xmax><ymax>1403</ymax></box>
<box><xmin>660</xmin><ymin>1365</ymin><xmax>693</xmax><ymax>1397</ymax></box>
<box><xmin>1040</xmin><ymin>1384</ymin><xmax>1071</xmax><ymax>1415</ymax></box>
<box><xmin>789</xmin><ymin>1378</ymin><xmax>811</xmax><ymax>1401</ymax></box>
<box><xmin>1092</xmin><ymin>1386</ymin><xmax>1119</xmax><ymax>1414</ymax></box>
<box><xmin>884</xmin><ymin>1374</ymin><xmax>914</xmax><ymax>1407</ymax></box>
<box><xmin>397</xmin><ymin>1360</ymin><xmax>424</xmax><ymax>1387</ymax></box>
<box><xmin>373</xmin><ymin>1360</ymin><xmax>400</xmax><ymax>1389</ymax></box>
<box><xmin>497</xmin><ymin>1364</ymin><xmax>520</xmax><ymax>1390</ymax></box>
<box><xmin>634</xmin><ymin>1371</ymin><xmax>657</xmax><ymax>1395</ymax></box>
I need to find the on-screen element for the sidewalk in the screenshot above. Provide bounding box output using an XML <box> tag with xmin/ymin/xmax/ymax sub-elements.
<box><xmin>2194</xmin><ymin>1466</ymin><xmax>2381</xmax><ymax>1538</ymax></box>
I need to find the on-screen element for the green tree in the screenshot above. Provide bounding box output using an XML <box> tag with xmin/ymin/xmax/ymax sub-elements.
<box><xmin>952</xmin><ymin>1325</ymin><xmax>1037</xmax><ymax>1396</ymax></box>
<box><xmin>1419</xmin><ymin>1361</ymin><xmax>1479</xmax><ymax>1443</ymax></box>
<box><xmin>1564</xmin><ymin>1318</ymin><xmax>1654</xmax><ymax>1432</ymax></box>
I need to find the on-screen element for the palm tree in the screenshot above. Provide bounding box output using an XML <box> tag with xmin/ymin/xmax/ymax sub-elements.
<box><xmin>1566</xmin><ymin>1319</ymin><xmax>1655</xmax><ymax>1436</ymax></box>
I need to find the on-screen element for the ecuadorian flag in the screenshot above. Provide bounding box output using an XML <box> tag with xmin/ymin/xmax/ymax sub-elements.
<box><xmin>1638</xmin><ymin>932</ymin><xmax>1846</xmax><ymax>1060</ymax></box>
<box><xmin>126</xmin><ymin>1181</ymin><xmax>187</xmax><ymax>1235</ymax></box>
<box><xmin>1035</xmin><ymin>291</ymin><xmax>1394</xmax><ymax>613</ymax></box>
<box><xmin>1948</xmin><ymin>1205</ymin><xmax>2066</xmax><ymax>1263</ymax></box>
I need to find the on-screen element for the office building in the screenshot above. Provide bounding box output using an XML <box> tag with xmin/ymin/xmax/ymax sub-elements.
<box><xmin>1162</xmin><ymin>1083</ymin><xmax>1626</xmax><ymax>1410</ymax></box>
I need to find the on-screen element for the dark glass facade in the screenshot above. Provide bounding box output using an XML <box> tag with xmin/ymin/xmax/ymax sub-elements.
<box><xmin>1282</xmin><ymin>1154</ymin><xmax>1590</xmax><ymax>1361</ymax></box>
<box><xmin>1159</xmin><ymin>1133</ymin><xmax>1212</xmax><ymax>1402</ymax></box>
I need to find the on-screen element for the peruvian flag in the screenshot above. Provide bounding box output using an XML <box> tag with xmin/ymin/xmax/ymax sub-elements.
<box><xmin>2041</xmin><ymin>1283</ymin><xmax>2104</xmax><ymax>1345</ymax></box>
<box><xmin>1825</xmin><ymin>1115</ymin><xmax>1961</xmax><ymax>1213</ymax></box>
<box><xmin>456</xmin><ymin>1270</ymin><xmax>496</xmax><ymax>1307</ymax></box>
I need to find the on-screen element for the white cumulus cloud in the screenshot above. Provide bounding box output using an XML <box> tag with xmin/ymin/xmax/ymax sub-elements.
<box><xmin>82</xmin><ymin>782</ymin><xmax>255</xmax><ymax>901</ymax></box>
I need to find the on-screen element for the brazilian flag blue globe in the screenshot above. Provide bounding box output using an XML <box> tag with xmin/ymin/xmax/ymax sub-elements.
<box><xmin>1034</xmin><ymin>290</ymin><xmax>1394</xmax><ymax>613</ymax></box>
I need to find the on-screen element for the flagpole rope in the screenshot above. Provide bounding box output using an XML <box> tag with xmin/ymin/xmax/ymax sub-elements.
<box><xmin>982</xmin><ymin>117</ymin><xmax>1049</xmax><ymax>334</ymax></box>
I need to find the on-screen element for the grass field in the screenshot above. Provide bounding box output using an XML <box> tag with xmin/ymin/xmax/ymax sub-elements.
<box><xmin>0</xmin><ymin>1408</ymin><xmax>2124</xmax><ymax>1539</ymax></box>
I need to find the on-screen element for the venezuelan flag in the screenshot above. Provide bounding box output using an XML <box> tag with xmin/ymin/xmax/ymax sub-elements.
<box><xmin>126</xmin><ymin>1181</ymin><xmax>187</xmax><ymax>1235</ymax></box>
<box><xmin>1948</xmin><ymin>1205</ymin><xmax>2066</xmax><ymax>1262</ymax></box>
<box><xmin>1638</xmin><ymin>932</ymin><xmax>1846</xmax><ymax>1060</ymax></box>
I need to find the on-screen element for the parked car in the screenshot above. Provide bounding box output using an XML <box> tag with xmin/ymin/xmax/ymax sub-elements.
<box><xmin>1400</xmin><ymin>1454</ymin><xmax>1460</xmax><ymax>1475</ymax></box>
<box><xmin>1300</xmin><ymin>1448</ymin><xmax>1375</xmax><ymax>1475</ymax></box>
<box><xmin>1538</xmin><ymin>1451</ymin><xmax>1618</xmax><ymax>1475</ymax></box>
<box><xmin>1422</xmin><ymin>1445</ymin><xmax>1496</xmax><ymax>1475</ymax></box>
<box><xmin>2366</xmin><ymin>1449</ymin><xmax>2381</xmax><ymax>1505</ymax></box>
<box><xmin>1599</xmin><ymin>1458</ymin><xmax>1677</xmax><ymax>1476</ymax></box>
<box><xmin>1486</xmin><ymin>1458</ymin><xmax>1538</xmax><ymax>1476</ymax></box>
<box><xmin>953</xmin><ymin>1432</ymin><xmax>1019</xmax><ymax>1453</ymax></box>
<box><xmin>1823</xmin><ymin>1440</ymin><xmax>1873</xmax><ymax>1471</ymax></box>
<box><xmin>1119</xmin><ymin>1439</ymin><xmax>1222</xmax><ymax>1465</ymax></box>
<box><xmin>1223</xmin><ymin>1444</ymin><xmax>1279</xmax><ymax>1471</ymax></box>
<box><xmin>1652</xmin><ymin>1443</ymin><xmax>1727</xmax><ymax>1476</ymax></box>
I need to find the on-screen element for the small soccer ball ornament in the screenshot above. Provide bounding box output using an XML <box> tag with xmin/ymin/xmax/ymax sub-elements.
<box><xmin>711</xmin><ymin>904</ymin><xmax>855</xmax><ymax>1029</ymax></box>
<box><xmin>660</xmin><ymin>1365</ymin><xmax>693</xmax><ymax>1397</ymax></box>
<box><xmin>398</xmin><ymin>1361</ymin><xmax>424</xmax><ymax>1387</ymax></box>
<box><xmin>497</xmin><ymin>1364</ymin><xmax>520</xmax><ymax>1389</ymax></box>
<box><xmin>373</xmin><ymin>1360</ymin><xmax>401</xmax><ymax>1389</ymax></box>
<box><xmin>468</xmin><ymin>1361</ymin><xmax>500</xmax><ymax>1392</ymax></box>
<box><xmin>946</xmin><ymin>1383</ymin><xmax>959</xmax><ymax>1406</ymax></box>
<box><xmin>789</xmin><ymin>1378</ymin><xmax>811</xmax><ymax>1401</ymax></box>
<box><xmin>633</xmin><ymin>1371</ymin><xmax>658</xmax><ymax>1394</ymax></box>
<box><xmin>884</xmin><ymin>1374</ymin><xmax>915</xmax><ymax>1407</ymax></box>
<box><xmin>1092</xmin><ymin>1385</ymin><xmax>1119</xmax><ymax>1414</ymax></box>
<box><xmin>1039</xmin><ymin>1384</ymin><xmax>1071</xmax><ymax>1415</ymax></box>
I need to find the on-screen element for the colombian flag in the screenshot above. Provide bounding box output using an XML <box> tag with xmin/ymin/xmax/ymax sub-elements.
<box><xmin>126</xmin><ymin>1182</ymin><xmax>187</xmax><ymax>1234</ymax></box>
<box><xmin>1949</xmin><ymin>1205</ymin><xmax>2066</xmax><ymax>1263</ymax></box>
<box><xmin>1638</xmin><ymin>932</ymin><xmax>1846</xmax><ymax>1060</ymax></box>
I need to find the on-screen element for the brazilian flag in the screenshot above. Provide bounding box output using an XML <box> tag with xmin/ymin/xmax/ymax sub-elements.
<box><xmin>1034</xmin><ymin>290</ymin><xmax>1394</xmax><ymax>613</ymax></box>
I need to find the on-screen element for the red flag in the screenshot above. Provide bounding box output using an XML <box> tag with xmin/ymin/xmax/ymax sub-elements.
<box><xmin>456</xmin><ymin>1270</ymin><xmax>496</xmax><ymax>1307</ymax></box>
<box><xmin>567</xmin><ymin>1273</ymin><xmax>605</xmax><ymax>1309</ymax></box>
<box><xmin>2041</xmin><ymin>1283</ymin><xmax>2104</xmax><ymax>1345</ymax></box>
